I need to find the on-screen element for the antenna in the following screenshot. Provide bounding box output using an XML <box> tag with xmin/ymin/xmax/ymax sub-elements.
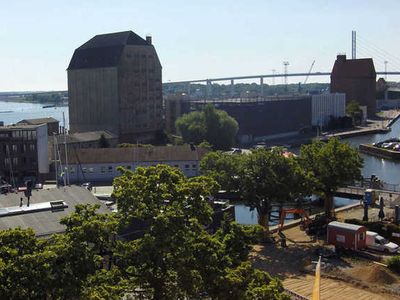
<box><xmin>352</xmin><ymin>30</ymin><xmax>356</xmax><ymax>59</ymax></box>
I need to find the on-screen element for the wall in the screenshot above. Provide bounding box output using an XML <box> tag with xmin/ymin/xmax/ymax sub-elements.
<box><xmin>64</xmin><ymin>160</ymin><xmax>200</xmax><ymax>183</ymax></box>
<box><xmin>68</xmin><ymin>67</ymin><xmax>119</xmax><ymax>134</ymax></box>
<box><xmin>311</xmin><ymin>93</ymin><xmax>346</xmax><ymax>127</ymax></box>
<box><xmin>36</xmin><ymin>124</ymin><xmax>49</xmax><ymax>174</ymax></box>
<box><xmin>117</xmin><ymin>45</ymin><xmax>163</xmax><ymax>143</ymax></box>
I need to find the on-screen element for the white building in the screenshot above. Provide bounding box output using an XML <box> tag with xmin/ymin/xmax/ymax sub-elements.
<box><xmin>59</xmin><ymin>145</ymin><xmax>209</xmax><ymax>183</ymax></box>
<box><xmin>311</xmin><ymin>93</ymin><xmax>346</xmax><ymax>128</ymax></box>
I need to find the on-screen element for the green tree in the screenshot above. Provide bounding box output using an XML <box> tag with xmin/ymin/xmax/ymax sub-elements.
<box><xmin>200</xmin><ymin>151</ymin><xmax>244</xmax><ymax>193</ymax></box>
<box><xmin>98</xmin><ymin>133</ymin><xmax>110</xmax><ymax>148</ymax></box>
<box><xmin>346</xmin><ymin>100</ymin><xmax>363</xmax><ymax>125</ymax></box>
<box><xmin>240</xmin><ymin>148</ymin><xmax>313</xmax><ymax>237</ymax></box>
<box><xmin>113</xmin><ymin>164</ymin><xmax>288</xmax><ymax>299</ymax></box>
<box><xmin>299</xmin><ymin>138</ymin><xmax>362</xmax><ymax>217</ymax></box>
<box><xmin>175</xmin><ymin>104</ymin><xmax>239</xmax><ymax>150</ymax></box>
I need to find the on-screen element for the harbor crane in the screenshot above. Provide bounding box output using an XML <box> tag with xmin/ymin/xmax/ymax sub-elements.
<box><xmin>303</xmin><ymin>60</ymin><xmax>316</xmax><ymax>84</ymax></box>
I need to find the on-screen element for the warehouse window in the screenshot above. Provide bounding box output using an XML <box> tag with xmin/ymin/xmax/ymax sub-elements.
<box><xmin>101</xmin><ymin>166</ymin><xmax>106</xmax><ymax>173</ymax></box>
<box><xmin>108</xmin><ymin>166</ymin><xmax>113</xmax><ymax>173</ymax></box>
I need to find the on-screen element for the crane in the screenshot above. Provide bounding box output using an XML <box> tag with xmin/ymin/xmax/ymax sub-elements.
<box><xmin>303</xmin><ymin>60</ymin><xmax>316</xmax><ymax>84</ymax></box>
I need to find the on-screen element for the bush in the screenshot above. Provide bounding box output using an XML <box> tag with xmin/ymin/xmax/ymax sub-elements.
<box><xmin>387</xmin><ymin>256</ymin><xmax>400</xmax><ymax>274</ymax></box>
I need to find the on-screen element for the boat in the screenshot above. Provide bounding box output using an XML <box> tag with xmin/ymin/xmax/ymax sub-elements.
<box><xmin>42</xmin><ymin>104</ymin><xmax>55</xmax><ymax>108</ymax></box>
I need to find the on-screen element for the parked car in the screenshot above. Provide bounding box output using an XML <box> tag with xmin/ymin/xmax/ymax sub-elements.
<box><xmin>366</xmin><ymin>231</ymin><xmax>399</xmax><ymax>253</ymax></box>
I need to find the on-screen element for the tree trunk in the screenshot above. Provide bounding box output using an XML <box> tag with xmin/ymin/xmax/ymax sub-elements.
<box><xmin>324</xmin><ymin>194</ymin><xmax>334</xmax><ymax>218</ymax></box>
<box><xmin>258</xmin><ymin>211</ymin><xmax>270</xmax><ymax>240</ymax></box>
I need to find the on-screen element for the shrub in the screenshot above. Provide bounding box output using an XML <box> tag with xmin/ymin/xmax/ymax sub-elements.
<box><xmin>387</xmin><ymin>256</ymin><xmax>400</xmax><ymax>274</ymax></box>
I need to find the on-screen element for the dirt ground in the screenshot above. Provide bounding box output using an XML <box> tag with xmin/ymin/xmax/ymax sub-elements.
<box><xmin>250</xmin><ymin>226</ymin><xmax>400</xmax><ymax>299</ymax></box>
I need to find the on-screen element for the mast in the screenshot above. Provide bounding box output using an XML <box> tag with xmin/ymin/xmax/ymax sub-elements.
<box><xmin>63</xmin><ymin>112</ymin><xmax>69</xmax><ymax>185</ymax></box>
<box><xmin>53</xmin><ymin>133</ymin><xmax>58</xmax><ymax>188</ymax></box>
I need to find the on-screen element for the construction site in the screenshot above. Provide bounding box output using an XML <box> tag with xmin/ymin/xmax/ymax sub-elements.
<box><xmin>250</xmin><ymin>197</ymin><xmax>400</xmax><ymax>300</ymax></box>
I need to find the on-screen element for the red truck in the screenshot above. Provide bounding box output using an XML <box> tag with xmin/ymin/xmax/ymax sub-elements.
<box><xmin>327</xmin><ymin>221</ymin><xmax>367</xmax><ymax>250</ymax></box>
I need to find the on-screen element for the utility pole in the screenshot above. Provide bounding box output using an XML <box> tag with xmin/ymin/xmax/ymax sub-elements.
<box><xmin>63</xmin><ymin>112</ymin><xmax>69</xmax><ymax>186</ymax></box>
<box><xmin>54</xmin><ymin>134</ymin><xmax>58</xmax><ymax>188</ymax></box>
<box><xmin>352</xmin><ymin>30</ymin><xmax>356</xmax><ymax>59</ymax></box>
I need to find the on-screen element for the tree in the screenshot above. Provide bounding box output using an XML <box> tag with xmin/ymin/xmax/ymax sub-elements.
<box><xmin>346</xmin><ymin>100</ymin><xmax>363</xmax><ymax>125</ymax></box>
<box><xmin>175</xmin><ymin>104</ymin><xmax>239</xmax><ymax>150</ymax></box>
<box><xmin>240</xmin><ymin>148</ymin><xmax>313</xmax><ymax>237</ymax></box>
<box><xmin>299</xmin><ymin>138</ymin><xmax>363</xmax><ymax>217</ymax></box>
<box><xmin>200</xmin><ymin>151</ymin><xmax>244</xmax><ymax>193</ymax></box>
<box><xmin>113</xmin><ymin>164</ymin><xmax>288</xmax><ymax>299</ymax></box>
<box><xmin>98</xmin><ymin>133</ymin><xmax>110</xmax><ymax>148</ymax></box>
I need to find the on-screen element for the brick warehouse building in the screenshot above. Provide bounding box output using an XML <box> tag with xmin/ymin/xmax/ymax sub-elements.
<box><xmin>331</xmin><ymin>54</ymin><xmax>376</xmax><ymax>117</ymax></box>
<box><xmin>68</xmin><ymin>31</ymin><xmax>163</xmax><ymax>143</ymax></box>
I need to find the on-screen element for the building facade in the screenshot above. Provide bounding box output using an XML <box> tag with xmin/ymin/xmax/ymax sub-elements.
<box><xmin>331</xmin><ymin>54</ymin><xmax>376</xmax><ymax>117</ymax></box>
<box><xmin>68</xmin><ymin>31</ymin><xmax>163</xmax><ymax>143</ymax></box>
<box><xmin>17</xmin><ymin>117</ymin><xmax>59</xmax><ymax>136</ymax></box>
<box><xmin>0</xmin><ymin>124</ymin><xmax>49</xmax><ymax>184</ymax></box>
<box><xmin>311</xmin><ymin>93</ymin><xmax>346</xmax><ymax>128</ymax></box>
<box><xmin>61</xmin><ymin>145</ymin><xmax>208</xmax><ymax>183</ymax></box>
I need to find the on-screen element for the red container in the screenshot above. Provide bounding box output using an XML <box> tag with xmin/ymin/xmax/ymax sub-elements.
<box><xmin>327</xmin><ymin>221</ymin><xmax>367</xmax><ymax>250</ymax></box>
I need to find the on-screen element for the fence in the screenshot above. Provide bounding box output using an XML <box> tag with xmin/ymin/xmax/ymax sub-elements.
<box><xmin>284</xmin><ymin>288</ymin><xmax>309</xmax><ymax>300</ymax></box>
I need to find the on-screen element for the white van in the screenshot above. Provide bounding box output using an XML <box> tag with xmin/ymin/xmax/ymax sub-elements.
<box><xmin>366</xmin><ymin>231</ymin><xmax>399</xmax><ymax>253</ymax></box>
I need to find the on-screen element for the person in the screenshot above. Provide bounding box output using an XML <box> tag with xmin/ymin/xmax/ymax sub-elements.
<box><xmin>19</xmin><ymin>197</ymin><xmax>23</xmax><ymax>207</ymax></box>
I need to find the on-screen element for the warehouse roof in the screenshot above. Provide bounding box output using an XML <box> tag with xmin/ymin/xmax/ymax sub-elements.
<box><xmin>18</xmin><ymin>117</ymin><xmax>59</xmax><ymax>125</ymax></box>
<box><xmin>331</xmin><ymin>55</ymin><xmax>376</xmax><ymax>78</ymax></box>
<box><xmin>68</xmin><ymin>31</ymin><xmax>150</xmax><ymax>70</ymax></box>
<box><xmin>68</xmin><ymin>145</ymin><xmax>209</xmax><ymax>164</ymax></box>
<box><xmin>0</xmin><ymin>185</ymin><xmax>110</xmax><ymax>237</ymax></box>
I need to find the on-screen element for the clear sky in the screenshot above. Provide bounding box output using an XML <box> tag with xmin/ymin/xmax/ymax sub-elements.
<box><xmin>1</xmin><ymin>0</ymin><xmax>399</xmax><ymax>91</ymax></box>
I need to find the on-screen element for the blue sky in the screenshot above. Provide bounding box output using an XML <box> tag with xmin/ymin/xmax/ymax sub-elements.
<box><xmin>1</xmin><ymin>0</ymin><xmax>399</xmax><ymax>91</ymax></box>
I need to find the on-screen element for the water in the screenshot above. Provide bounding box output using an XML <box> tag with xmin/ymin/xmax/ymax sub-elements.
<box><xmin>0</xmin><ymin>101</ymin><xmax>69</xmax><ymax>128</ymax></box>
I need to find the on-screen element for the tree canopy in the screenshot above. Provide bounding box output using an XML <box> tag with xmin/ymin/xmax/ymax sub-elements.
<box><xmin>239</xmin><ymin>148</ymin><xmax>313</xmax><ymax>236</ymax></box>
<box><xmin>299</xmin><ymin>138</ymin><xmax>363</xmax><ymax>216</ymax></box>
<box><xmin>175</xmin><ymin>104</ymin><xmax>239</xmax><ymax>150</ymax></box>
<box><xmin>200</xmin><ymin>151</ymin><xmax>244</xmax><ymax>193</ymax></box>
<box><xmin>0</xmin><ymin>164</ymin><xmax>289</xmax><ymax>299</ymax></box>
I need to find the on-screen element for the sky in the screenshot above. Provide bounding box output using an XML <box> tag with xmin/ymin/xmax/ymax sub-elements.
<box><xmin>1</xmin><ymin>0</ymin><xmax>400</xmax><ymax>91</ymax></box>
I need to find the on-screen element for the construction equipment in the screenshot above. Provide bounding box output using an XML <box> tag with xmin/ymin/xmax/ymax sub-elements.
<box><xmin>303</xmin><ymin>60</ymin><xmax>316</xmax><ymax>84</ymax></box>
<box><xmin>278</xmin><ymin>208</ymin><xmax>311</xmax><ymax>232</ymax></box>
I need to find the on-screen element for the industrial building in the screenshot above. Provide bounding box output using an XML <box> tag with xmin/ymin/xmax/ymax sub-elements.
<box><xmin>68</xmin><ymin>30</ymin><xmax>163</xmax><ymax>143</ymax></box>
<box><xmin>0</xmin><ymin>124</ymin><xmax>49</xmax><ymax>184</ymax></box>
<box><xmin>166</xmin><ymin>92</ymin><xmax>346</xmax><ymax>144</ymax></box>
<box><xmin>311</xmin><ymin>93</ymin><xmax>346</xmax><ymax>127</ymax></box>
<box><xmin>331</xmin><ymin>54</ymin><xmax>376</xmax><ymax>117</ymax></box>
<box><xmin>61</xmin><ymin>145</ymin><xmax>208</xmax><ymax>183</ymax></box>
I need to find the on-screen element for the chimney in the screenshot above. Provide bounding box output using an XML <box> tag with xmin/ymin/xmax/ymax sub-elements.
<box><xmin>146</xmin><ymin>35</ymin><xmax>152</xmax><ymax>45</ymax></box>
<box><xmin>337</xmin><ymin>54</ymin><xmax>347</xmax><ymax>63</ymax></box>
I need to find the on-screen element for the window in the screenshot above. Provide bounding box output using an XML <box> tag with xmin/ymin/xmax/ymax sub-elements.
<box><xmin>12</xmin><ymin>158</ymin><xmax>18</xmax><ymax>165</ymax></box>
<box><xmin>192</xmin><ymin>164</ymin><xmax>197</xmax><ymax>169</ymax></box>
<box><xmin>336</xmin><ymin>235</ymin><xmax>345</xmax><ymax>243</ymax></box>
<box><xmin>359</xmin><ymin>233</ymin><xmax>365</xmax><ymax>241</ymax></box>
<box><xmin>101</xmin><ymin>166</ymin><xmax>106</xmax><ymax>173</ymax></box>
<box><xmin>82</xmin><ymin>167</ymin><xmax>87</xmax><ymax>173</ymax></box>
<box><xmin>108</xmin><ymin>166</ymin><xmax>113</xmax><ymax>173</ymax></box>
<box><xmin>89</xmin><ymin>168</ymin><xmax>94</xmax><ymax>173</ymax></box>
<box><xmin>126</xmin><ymin>165</ymin><xmax>131</xmax><ymax>170</ymax></box>
<box><xmin>185</xmin><ymin>164</ymin><xmax>190</xmax><ymax>169</ymax></box>
<box><xmin>174</xmin><ymin>165</ymin><xmax>179</xmax><ymax>168</ymax></box>
<box><xmin>69</xmin><ymin>167</ymin><xmax>75</xmax><ymax>174</ymax></box>
<box><xmin>29</xmin><ymin>144</ymin><xmax>35</xmax><ymax>151</ymax></box>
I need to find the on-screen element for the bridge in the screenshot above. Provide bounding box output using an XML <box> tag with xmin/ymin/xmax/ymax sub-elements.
<box><xmin>164</xmin><ymin>71</ymin><xmax>400</xmax><ymax>97</ymax></box>
<box><xmin>164</xmin><ymin>71</ymin><xmax>400</xmax><ymax>85</ymax></box>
